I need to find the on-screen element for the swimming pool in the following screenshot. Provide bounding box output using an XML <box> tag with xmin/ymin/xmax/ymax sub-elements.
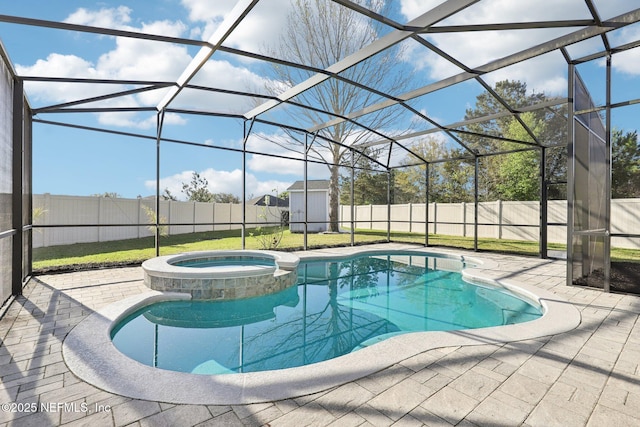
<box><xmin>111</xmin><ymin>252</ymin><xmax>542</xmax><ymax>375</ymax></box>
<box><xmin>63</xmin><ymin>246</ymin><xmax>581</xmax><ymax>405</ymax></box>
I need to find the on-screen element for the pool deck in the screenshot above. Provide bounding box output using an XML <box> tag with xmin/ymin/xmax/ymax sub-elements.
<box><xmin>1</xmin><ymin>243</ymin><xmax>639</xmax><ymax>426</ymax></box>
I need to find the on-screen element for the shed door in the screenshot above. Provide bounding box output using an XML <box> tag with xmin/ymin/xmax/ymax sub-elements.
<box><xmin>307</xmin><ymin>192</ymin><xmax>327</xmax><ymax>232</ymax></box>
<box><xmin>288</xmin><ymin>191</ymin><xmax>328</xmax><ymax>233</ymax></box>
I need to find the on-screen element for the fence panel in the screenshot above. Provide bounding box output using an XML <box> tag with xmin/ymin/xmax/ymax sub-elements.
<box><xmin>213</xmin><ymin>203</ymin><xmax>231</xmax><ymax>231</ymax></box>
<box><xmin>339</xmin><ymin>205</ymin><xmax>351</xmax><ymax>227</ymax></box>
<box><xmin>98</xmin><ymin>197</ymin><xmax>142</xmax><ymax>242</ymax></box>
<box><xmin>500</xmin><ymin>201</ymin><xmax>539</xmax><ymax>241</ymax></box>
<box><xmin>434</xmin><ymin>203</ymin><xmax>464</xmax><ymax>236</ymax></box>
<box><xmin>194</xmin><ymin>202</ymin><xmax>214</xmax><ymax>232</ymax></box>
<box><xmin>371</xmin><ymin>205</ymin><xmax>388</xmax><ymax>230</ymax></box>
<box><xmin>477</xmin><ymin>202</ymin><xmax>498</xmax><ymax>238</ymax></box>
<box><xmin>411</xmin><ymin>204</ymin><xmax>427</xmax><ymax>234</ymax></box>
<box><xmin>34</xmin><ymin>194</ymin><xmax>99</xmax><ymax>247</ymax></box>
<box><xmin>169</xmin><ymin>200</ymin><xmax>195</xmax><ymax>235</ymax></box>
<box><xmin>547</xmin><ymin>200</ymin><xmax>567</xmax><ymax>244</ymax></box>
<box><xmin>612</xmin><ymin>199</ymin><xmax>640</xmax><ymax>248</ymax></box>
<box><xmin>390</xmin><ymin>204</ymin><xmax>410</xmax><ymax>232</ymax></box>
<box><xmin>258</xmin><ymin>205</ymin><xmax>284</xmax><ymax>226</ymax></box>
<box><xmin>356</xmin><ymin>205</ymin><xmax>372</xmax><ymax>229</ymax></box>
<box><xmin>230</xmin><ymin>204</ymin><xmax>242</xmax><ymax>230</ymax></box>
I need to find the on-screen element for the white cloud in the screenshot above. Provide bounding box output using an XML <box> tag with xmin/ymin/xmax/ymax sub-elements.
<box><xmin>247</xmin><ymin>144</ymin><xmax>305</xmax><ymax>176</ymax></box>
<box><xmin>97</xmin><ymin>110</ymin><xmax>186</xmax><ymax>130</ymax></box>
<box><xmin>247</xmin><ymin>175</ymin><xmax>294</xmax><ymax>198</ymax></box>
<box><xmin>607</xmin><ymin>25</ymin><xmax>640</xmax><ymax>76</ymax></box>
<box><xmin>18</xmin><ymin>7</ymin><xmax>193</xmax><ymax>127</ymax></box>
<box><xmin>411</xmin><ymin>108</ymin><xmax>440</xmax><ymax>127</ymax></box>
<box><xmin>174</xmin><ymin>59</ymin><xmax>273</xmax><ymax>112</ymax></box>
<box><xmin>18</xmin><ymin>53</ymin><xmax>105</xmax><ymax>101</ymax></box>
<box><xmin>411</xmin><ymin>32</ymin><xmax>570</xmax><ymax>96</ymax></box>
<box><xmin>18</xmin><ymin>5</ymin><xmax>274</xmax><ymax>126</ymax></box>
<box><xmin>180</xmin><ymin>0</ymin><xmax>236</xmax><ymax>23</ymax></box>
<box><xmin>64</xmin><ymin>6</ymin><xmax>133</xmax><ymax>28</ymax></box>
<box><xmin>247</xmin><ymin>154</ymin><xmax>303</xmax><ymax>176</ymax></box>
<box><xmin>181</xmin><ymin>0</ymin><xmax>290</xmax><ymax>52</ymax></box>
<box><xmin>594</xmin><ymin>1</ymin><xmax>640</xmax><ymax>20</ymax></box>
<box><xmin>17</xmin><ymin>50</ymin><xmax>189</xmax><ymax>129</ymax></box>
<box><xmin>610</xmin><ymin>48</ymin><xmax>640</xmax><ymax>76</ymax></box>
<box><xmin>245</xmin><ymin>132</ymin><xmax>330</xmax><ymax>178</ymax></box>
<box><xmin>145</xmin><ymin>167</ymin><xmax>294</xmax><ymax>200</ymax></box>
<box><xmin>65</xmin><ymin>5</ymin><xmax>188</xmax><ymax>38</ymax></box>
<box><xmin>400</xmin><ymin>0</ymin><xmax>446</xmax><ymax>21</ymax></box>
<box><xmin>95</xmin><ymin>32</ymin><xmax>191</xmax><ymax>82</ymax></box>
<box><xmin>19</xmin><ymin>53</ymin><xmax>97</xmax><ymax>78</ymax></box>
<box><xmin>478</xmin><ymin>51</ymin><xmax>569</xmax><ymax>95</ymax></box>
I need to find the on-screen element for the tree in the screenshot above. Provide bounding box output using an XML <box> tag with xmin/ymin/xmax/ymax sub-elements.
<box><xmin>162</xmin><ymin>188</ymin><xmax>178</xmax><ymax>201</ymax></box>
<box><xmin>262</xmin><ymin>0</ymin><xmax>414</xmax><ymax>231</ymax></box>
<box><xmin>91</xmin><ymin>192</ymin><xmax>120</xmax><ymax>198</ymax></box>
<box><xmin>250</xmin><ymin>188</ymin><xmax>285</xmax><ymax>249</ymax></box>
<box><xmin>394</xmin><ymin>136</ymin><xmax>473</xmax><ymax>203</ymax></box>
<box><xmin>494</xmin><ymin>150</ymin><xmax>539</xmax><ymax>201</ymax></box>
<box><xmin>278</xmin><ymin>191</ymin><xmax>289</xmax><ymax>200</ymax></box>
<box><xmin>164</xmin><ymin>172</ymin><xmax>242</xmax><ymax>202</ymax></box>
<box><xmin>213</xmin><ymin>193</ymin><xmax>240</xmax><ymax>204</ymax></box>
<box><xmin>339</xmin><ymin>149</ymin><xmax>388</xmax><ymax>205</ymax></box>
<box><xmin>493</xmin><ymin>112</ymin><xmax>543</xmax><ymax>201</ymax></box>
<box><xmin>181</xmin><ymin>172</ymin><xmax>214</xmax><ymax>202</ymax></box>
<box><xmin>461</xmin><ymin>80</ymin><xmax>567</xmax><ymax>201</ymax></box>
<box><xmin>437</xmin><ymin>159</ymin><xmax>475</xmax><ymax>203</ymax></box>
<box><xmin>612</xmin><ymin>129</ymin><xmax>640</xmax><ymax>198</ymax></box>
<box><xmin>465</xmin><ymin>80</ymin><xmax>545</xmax><ymax>139</ymax></box>
<box><xmin>141</xmin><ymin>204</ymin><xmax>168</xmax><ymax>237</ymax></box>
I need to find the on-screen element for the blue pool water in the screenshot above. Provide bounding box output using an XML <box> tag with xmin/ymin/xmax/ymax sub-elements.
<box><xmin>112</xmin><ymin>252</ymin><xmax>542</xmax><ymax>375</ymax></box>
<box><xmin>172</xmin><ymin>256</ymin><xmax>275</xmax><ymax>268</ymax></box>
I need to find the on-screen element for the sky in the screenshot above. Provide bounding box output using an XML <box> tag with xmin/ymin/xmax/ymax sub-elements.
<box><xmin>1</xmin><ymin>0</ymin><xmax>639</xmax><ymax>200</ymax></box>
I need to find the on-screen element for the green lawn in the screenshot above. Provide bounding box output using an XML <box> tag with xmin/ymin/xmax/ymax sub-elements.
<box><xmin>32</xmin><ymin>228</ymin><xmax>640</xmax><ymax>272</ymax></box>
<box><xmin>32</xmin><ymin>228</ymin><xmax>385</xmax><ymax>271</ymax></box>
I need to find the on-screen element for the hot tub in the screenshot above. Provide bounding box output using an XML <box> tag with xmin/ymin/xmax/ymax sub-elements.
<box><xmin>141</xmin><ymin>250</ymin><xmax>300</xmax><ymax>300</ymax></box>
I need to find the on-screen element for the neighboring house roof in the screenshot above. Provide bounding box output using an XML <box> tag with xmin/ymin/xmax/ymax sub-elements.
<box><xmin>247</xmin><ymin>194</ymin><xmax>289</xmax><ymax>207</ymax></box>
<box><xmin>287</xmin><ymin>180</ymin><xmax>330</xmax><ymax>191</ymax></box>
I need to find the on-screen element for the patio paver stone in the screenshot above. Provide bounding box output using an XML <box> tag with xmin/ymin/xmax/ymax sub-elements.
<box><xmin>0</xmin><ymin>244</ymin><xmax>639</xmax><ymax>426</ymax></box>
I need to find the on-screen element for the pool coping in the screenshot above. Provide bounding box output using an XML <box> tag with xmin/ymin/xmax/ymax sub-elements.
<box><xmin>62</xmin><ymin>247</ymin><xmax>581</xmax><ymax>405</ymax></box>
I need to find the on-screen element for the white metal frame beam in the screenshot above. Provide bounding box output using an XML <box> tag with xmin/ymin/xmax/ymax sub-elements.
<box><xmin>156</xmin><ymin>0</ymin><xmax>260</xmax><ymax>111</ymax></box>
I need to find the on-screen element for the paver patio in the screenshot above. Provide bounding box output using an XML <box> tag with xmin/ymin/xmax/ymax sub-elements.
<box><xmin>0</xmin><ymin>244</ymin><xmax>639</xmax><ymax>426</ymax></box>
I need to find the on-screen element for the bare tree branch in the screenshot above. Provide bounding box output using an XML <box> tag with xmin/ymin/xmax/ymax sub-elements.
<box><xmin>261</xmin><ymin>0</ymin><xmax>415</xmax><ymax>230</ymax></box>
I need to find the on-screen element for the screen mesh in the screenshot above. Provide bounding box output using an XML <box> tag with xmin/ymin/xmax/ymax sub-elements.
<box><xmin>570</xmin><ymin>71</ymin><xmax>608</xmax><ymax>285</ymax></box>
<box><xmin>0</xmin><ymin>54</ymin><xmax>14</xmax><ymax>305</ymax></box>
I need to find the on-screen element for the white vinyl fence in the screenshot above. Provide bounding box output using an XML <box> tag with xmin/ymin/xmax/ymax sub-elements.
<box><xmin>32</xmin><ymin>194</ymin><xmax>640</xmax><ymax>250</ymax></box>
<box><xmin>32</xmin><ymin>194</ymin><xmax>285</xmax><ymax>248</ymax></box>
<box><xmin>340</xmin><ymin>199</ymin><xmax>640</xmax><ymax>250</ymax></box>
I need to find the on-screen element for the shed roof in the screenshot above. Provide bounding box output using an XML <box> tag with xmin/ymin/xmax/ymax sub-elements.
<box><xmin>287</xmin><ymin>180</ymin><xmax>330</xmax><ymax>192</ymax></box>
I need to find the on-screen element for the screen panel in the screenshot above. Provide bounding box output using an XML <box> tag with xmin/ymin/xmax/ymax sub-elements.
<box><xmin>569</xmin><ymin>71</ymin><xmax>609</xmax><ymax>288</ymax></box>
<box><xmin>0</xmin><ymin>52</ymin><xmax>14</xmax><ymax>305</ymax></box>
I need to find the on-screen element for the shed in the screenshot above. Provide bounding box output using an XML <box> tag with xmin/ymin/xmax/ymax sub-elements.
<box><xmin>287</xmin><ymin>180</ymin><xmax>330</xmax><ymax>233</ymax></box>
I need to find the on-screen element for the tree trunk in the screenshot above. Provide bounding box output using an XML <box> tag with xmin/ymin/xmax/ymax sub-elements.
<box><xmin>329</xmin><ymin>165</ymin><xmax>340</xmax><ymax>232</ymax></box>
